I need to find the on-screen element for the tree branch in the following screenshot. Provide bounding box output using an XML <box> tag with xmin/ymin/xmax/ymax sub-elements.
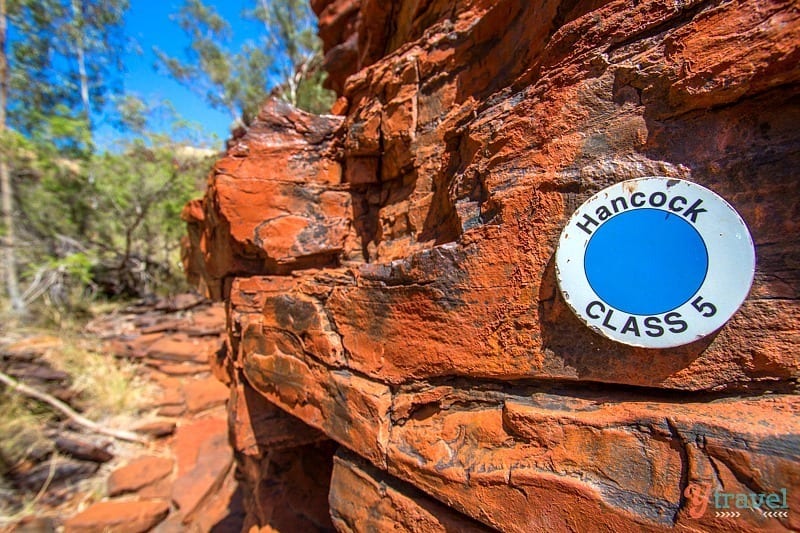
<box><xmin>0</xmin><ymin>370</ymin><xmax>149</xmax><ymax>444</ymax></box>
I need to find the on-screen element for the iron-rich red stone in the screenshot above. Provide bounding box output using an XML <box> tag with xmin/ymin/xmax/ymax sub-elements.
<box><xmin>146</xmin><ymin>334</ymin><xmax>218</xmax><ymax>364</ymax></box>
<box><xmin>131</xmin><ymin>420</ymin><xmax>176</xmax><ymax>438</ymax></box>
<box><xmin>181</xmin><ymin>375</ymin><xmax>229</xmax><ymax>414</ymax></box>
<box><xmin>63</xmin><ymin>499</ymin><xmax>170</xmax><ymax>533</ymax></box>
<box><xmin>107</xmin><ymin>456</ymin><xmax>174</xmax><ymax>497</ymax></box>
<box><xmin>182</xmin><ymin>100</ymin><xmax>351</xmax><ymax>300</ymax></box>
<box><xmin>184</xmin><ymin>0</ymin><xmax>800</xmax><ymax>530</ymax></box>
<box><xmin>229</xmin><ymin>382</ymin><xmax>326</xmax><ymax>457</ymax></box>
<box><xmin>171</xmin><ymin>433</ymin><xmax>233</xmax><ymax>520</ymax></box>
<box><xmin>173</xmin><ymin>417</ymin><xmax>229</xmax><ymax>477</ymax></box>
<box><xmin>330</xmin><ymin>450</ymin><xmax>490</xmax><ymax>532</ymax></box>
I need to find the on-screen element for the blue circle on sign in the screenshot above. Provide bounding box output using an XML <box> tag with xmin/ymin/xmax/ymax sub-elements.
<box><xmin>584</xmin><ymin>208</ymin><xmax>708</xmax><ymax>315</ymax></box>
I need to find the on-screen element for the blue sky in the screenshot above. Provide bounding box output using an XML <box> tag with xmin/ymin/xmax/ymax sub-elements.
<box><xmin>94</xmin><ymin>0</ymin><xmax>265</xmax><ymax>150</ymax></box>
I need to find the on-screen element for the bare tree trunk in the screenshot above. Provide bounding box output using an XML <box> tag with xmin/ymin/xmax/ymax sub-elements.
<box><xmin>258</xmin><ymin>0</ymin><xmax>293</xmax><ymax>105</ymax></box>
<box><xmin>0</xmin><ymin>0</ymin><xmax>23</xmax><ymax>312</ymax></box>
<box><xmin>76</xmin><ymin>44</ymin><xmax>90</xmax><ymax>122</ymax></box>
<box><xmin>71</xmin><ymin>0</ymin><xmax>91</xmax><ymax>127</ymax></box>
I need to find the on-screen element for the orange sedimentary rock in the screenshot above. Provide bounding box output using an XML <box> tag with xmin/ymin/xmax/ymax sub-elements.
<box><xmin>183</xmin><ymin>0</ymin><xmax>800</xmax><ymax>530</ymax></box>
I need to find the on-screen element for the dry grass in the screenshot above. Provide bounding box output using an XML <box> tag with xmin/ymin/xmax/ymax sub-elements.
<box><xmin>0</xmin><ymin>302</ymin><xmax>158</xmax><ymax>523</ymax></box>
<box><xmin>42</xmin><ymin>339</ymin><xmax>154</xmax><ymax>419</ymax></box>
<box><xmin>0</xmin><ymin>393</ymin><xmax>54</xmax><ymax>520</ymax></box>
<box><xmin>0</xmin><ymin>392</ymin><xmax>52</xmax><ymax>468</ymax></box>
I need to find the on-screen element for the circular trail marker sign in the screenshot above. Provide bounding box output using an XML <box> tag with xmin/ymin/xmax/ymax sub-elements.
<box><xmin>555</xmin><ymin>177</ymin><xmax>755</xmax><ymax>348</ymax></box>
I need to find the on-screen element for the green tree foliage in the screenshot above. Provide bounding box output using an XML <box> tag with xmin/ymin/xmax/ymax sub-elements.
<box><xmin>10</xmin><ymin>98</ymin><xmax>213</xmax><ymax>306</ymax></box>
<box><xmin>157</xmin><ymin>0</ymin><xmax>334</xmax><ymax>128</ymax></box>
<box><xmin>249</xmin><ymin>0</ymin><xmax>330</xmax><ymax>111</ymax></box>
<box><xmin>2</xmin><ymin>0</ymin><xmax>336</xmax><ymax>315</ymax></box>
<box><xmin>1</xmin><ymin>0</ymin><xmax>129</xmax><ymax>313</ymax></box>
<box><xmin>84</xmin><ymin>100</ymin><xmax>213</xmax><ymax>297</ymax></box>
<box><xmin>1</xmin><ymin>1</ymin><xmax>214</xmax><ymax>313</ymax></box>
<box><xmin>6</xmin><ymin>0</ymin><xmax>127</xmax><ymax>140</ymax></box>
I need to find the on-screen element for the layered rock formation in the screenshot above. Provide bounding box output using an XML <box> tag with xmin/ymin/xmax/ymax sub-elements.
<box><xmin>184</xmin><ymin>0</ymin><xmax>800</xmax><ymax>530</ymax></box>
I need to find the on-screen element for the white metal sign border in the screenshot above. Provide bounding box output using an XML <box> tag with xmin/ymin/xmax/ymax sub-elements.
<box><xmin>555</xmin><ymin>177</ymin><xmax>755</xmax><ymax>348</ymax></box>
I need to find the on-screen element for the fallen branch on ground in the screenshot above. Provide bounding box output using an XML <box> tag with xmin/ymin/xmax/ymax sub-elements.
<box><xmin>0</xmin><ymin>370</ymin><xmax>149</xmax><ymax>444</ymax></box>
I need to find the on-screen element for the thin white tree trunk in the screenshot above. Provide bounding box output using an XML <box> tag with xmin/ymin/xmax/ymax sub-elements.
<box><xmin>0</xmin><ymin>0</ymin><xmax>23</xmax><ymax>312</ymax></box>
<box><xmin>77</xmin><ymin>45</ymin><xmax>90</xmax><ymax>120</ymax></box>
<box><xmin>71</xmin><ymin>0</ymin><xmax>91</xmax><ymax>127</ymax></box>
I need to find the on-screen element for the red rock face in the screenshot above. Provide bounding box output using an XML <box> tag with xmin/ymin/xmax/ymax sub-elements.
<box><xmin>186</xmin><ymin>0</ymin><xmax>800</xmax><ymax>530</ymax></box>
<box><xmin>182</xmin><ymin>99</ymin><xmax>353</xmax><ymax>300</ymax></box>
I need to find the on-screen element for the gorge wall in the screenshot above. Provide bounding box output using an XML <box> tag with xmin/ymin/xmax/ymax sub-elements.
<box><xmin>183</xmin><ymin>0</ymin><xmax>800</xmax><ymax>530</ymax></box>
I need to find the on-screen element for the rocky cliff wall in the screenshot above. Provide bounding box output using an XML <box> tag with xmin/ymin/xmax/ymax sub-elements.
<box><xmin>183</xmin><ymin>0</ymin><xmax>800</xmax><ymax>530</ymax></box>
